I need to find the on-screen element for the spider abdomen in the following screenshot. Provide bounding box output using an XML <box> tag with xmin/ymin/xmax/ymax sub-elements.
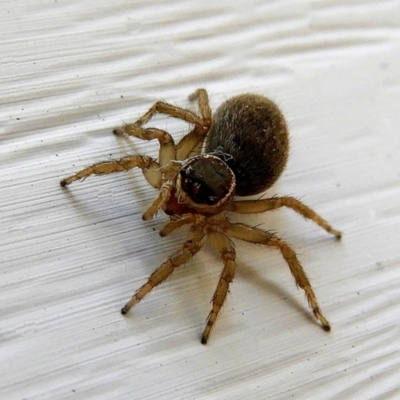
<box><xmin>205</xmin><ymin>94</ymin><xmax>289</xmax><ymax>196</ymax></box>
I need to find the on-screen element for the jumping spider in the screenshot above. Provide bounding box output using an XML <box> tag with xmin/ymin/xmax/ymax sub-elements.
<box><xmin>61</xmin><ymin>89</ymin><xmax>341</xmax><ymax>344</ymax></box>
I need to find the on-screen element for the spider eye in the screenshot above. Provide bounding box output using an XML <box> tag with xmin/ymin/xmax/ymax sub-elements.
<box><xmin>179</xmin><ymin>156</ymin><xmax>235</xmax><ymax>206</ymax></box>
<box><xmin>180</xmin><ymin>171</ymin><xmax>217</xmax><ymax>205</ymax></box>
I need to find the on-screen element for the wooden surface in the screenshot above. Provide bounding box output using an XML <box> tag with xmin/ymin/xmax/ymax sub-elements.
<box><xmin>1</xmin><ymin>1</ymin><xmax>400</xmax><ymax>399</ymax></box>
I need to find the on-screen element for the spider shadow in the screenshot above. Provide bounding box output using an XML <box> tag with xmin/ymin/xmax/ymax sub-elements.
<box><xmin>59</xmin><ymin>177</ymin><xmax>158</xmax><ymax>262</ymax></box>
<box><xmin>236</xmin><ymin>258</ymin><xmax>318</xmax><ymax>328</ymax></box>
<box><xmin>60</xmin><ymin>164</ymin><xmax>153</xmax><ymax>216</ymax></box>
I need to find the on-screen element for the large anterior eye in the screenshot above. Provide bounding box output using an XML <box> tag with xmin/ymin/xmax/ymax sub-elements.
<box><xmin>180</xmin><ymin>169</ymin><xmax>218</xmax><ymax>205</ymax></box>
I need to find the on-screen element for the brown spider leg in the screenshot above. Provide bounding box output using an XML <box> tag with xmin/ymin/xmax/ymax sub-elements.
<box><xmin>201</xmin><ymin>231</ymin><xmax>236</xmax><ymax>344</ymax></box>
<box><xmin>142</xmin><ymin>161</ymin><xmax>182</xmax><ymax>220</ymax></box>
<box><xmin>121</xmin><ymin>228</ymin><xmax>206</xmax><ymax>314</ymax></box>
<box><xmin>114</xmin><ymin>126</ymin><xmax>176</xmax><ymax>168</ymax></box>
<box><xmin>60</xmin><ymin>155</ymin><xmax>161</xmax><ymax>188</ymax></box>
<box><xmin>189</xmin><ymin>88</ymin><xmax>212</xmax><ymax>121</ymax></box>
<box><xmin>176</xmin><ymin>125</ymin><xmax>210</xmax><ymax>160</ymax></box>
<box><xmin>115</xmin><ymin>100</ymin><xmax>205</xmax><ymax>129</ymax></box>
<box><xmin>225</xmin><ymin>222</ymin><xmax>331</xmax><ymax>332</ymax></box>
<box><xmin>227</xmin><ymin>196</ymin><xmax>342</xmax><ymax>239</ymax></box>
<box><xmin>159</xmin><ymin>214</ymin><xmax>199</xmax><ymax>237</ymax></box>
<box><xmin>175</xmin><ymin>89</ymin><xmax>213</xmax><ymax>160</ymax></box>
<box><xmin>142</xmin><ymin>181</ymin><xmax>174</xmax><ymax>220</ymax></box>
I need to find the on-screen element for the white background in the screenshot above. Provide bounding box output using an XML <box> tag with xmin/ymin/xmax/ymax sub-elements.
<box><xmin>1</xmin><ymin>1</ymin><xmax>400</xmax><ymax>399</ymax></box>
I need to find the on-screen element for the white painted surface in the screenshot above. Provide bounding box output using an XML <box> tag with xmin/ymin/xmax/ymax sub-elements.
<box><xmin>1</xmin><ymin>1</ymin><xmax>400</xmax><ymax>399</ymax></box>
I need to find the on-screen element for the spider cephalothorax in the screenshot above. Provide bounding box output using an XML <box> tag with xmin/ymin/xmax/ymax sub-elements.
<box><xmin>61</xmin><ymin>89</ymin><xmax>341</xmax><ymax>344</ymax></box>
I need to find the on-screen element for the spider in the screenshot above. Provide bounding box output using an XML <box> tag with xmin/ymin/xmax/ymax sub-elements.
<box><xmin>61</xmin><ymin>88</ymin><xmax>341</xmax><ymax>344</ymax></box>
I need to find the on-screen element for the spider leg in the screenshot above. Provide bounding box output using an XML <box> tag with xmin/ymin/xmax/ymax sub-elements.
<box><xmin>113</xmin><ymin>101</ymin><xmax>204</xmax><ymax>162</ymax></box>
<box><xmin>142</xmin><ymin>161</ymin><xmax>184</xmax><ymax>220</ymax></box>
<box><xmin>121</xmin><ymin>228</ymin><xmax>206</xmax><ymax>314</ymax></box>
<box><xmin>114</xmin><ymin>90</ymin><xmax>212</xmax><ymax>161</ymax></box>
<box><xmin>176</xmin><ymin>125</ymin><xmax>209</xmax><ymax>160</ymax></box>
<box><xmin>225</xmin><ymin>222</ymin><xmax>331</xmax><ymax>332</ymax></box>
<box><xmin>201</xmin><ymin>231</ymin><xmax>236</xmax><ymax>344</ymax></box>
<box><xmin>114</xmin><ymin>100</ymin><xmax>204</xmax><ymax>130</ymax></box>
<box><xmin>227</xmin><ymin>196</ymin><xmax>341</xmax><ymax>239</ymax></box>
<box><xmin>176</xmin><ymin>89</ymin><xmax>212</xmax><ymax>160</ymax></box>
<box><xmin>114</xmin><ymin>126</ymin><xmax>176</xmax><ymax>167</ymax></box>
<box><xmin>159</xmin><ymin>214</ymin><xmax>198</xmax><ymax>237</ymax></box>
<box><xmin>189</xmin><ymin>88</ymin><xmax>212</xmax><ymax>121</ymax></box>
<box><xmin>60</xmin><ymin>155</ymin><xmax>162</xmax><ymax>188</ymax></box>
<box><xmin>140</xmin><ymin>181</ymin><xmax>173</xmax><ymax>220</ymax></box>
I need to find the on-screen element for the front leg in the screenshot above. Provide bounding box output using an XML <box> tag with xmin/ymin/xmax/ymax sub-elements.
<box><xmin>142</xmin><ymin>181</ymin><xmax>174</xmax><ymax>220</ymax></box>
<box><xmin>60</xmin><ymin>155</ymin><xmax>160</xmax><ymax>187</ymax></box>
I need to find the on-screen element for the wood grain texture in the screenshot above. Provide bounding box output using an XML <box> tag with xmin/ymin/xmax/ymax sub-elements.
<box><xmin>1</xmin><ymin>0</ymin><xmax>400</xmax><ymax>399</ymax></box>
